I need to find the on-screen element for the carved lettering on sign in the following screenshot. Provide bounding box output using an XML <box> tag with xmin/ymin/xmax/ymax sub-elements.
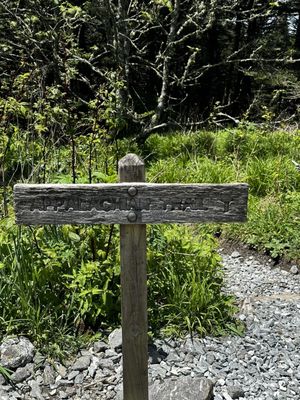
<box><xmin>20</xmin><ymin>196</ymin><xmax>231</xmax><ymax>213</ymax></box>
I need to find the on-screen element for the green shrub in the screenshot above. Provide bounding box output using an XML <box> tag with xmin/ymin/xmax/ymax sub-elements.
<box><xmin>0</xmin><ymin>217</ymin><xmax>121</xmax><ymax>356</ymax></box>
<box><xmin>146</xmin><ymin>128</ymin><xmax>300</xmax><ymax>262</ymax></box>
<box><xmin>1</xmin><ymin>126</ymin><xmax>299</xmax><ymax>357</ymax></box>
<box><xmin>147</xmin><ymin>225</ymin><xmax>240</xmax><ymax>336</ymax></box>
<box><xmin>224</xmin><ymin>193</ymin><xmax>300</xmax><ymax>261</ymax></box>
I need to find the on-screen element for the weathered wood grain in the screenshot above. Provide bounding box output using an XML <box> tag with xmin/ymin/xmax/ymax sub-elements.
<box><xmin>14</xmin><ymin>182</ymin><xmax>248</xmax><ymax>225</ymax></box>
<box><xmin>119</xmin><ymin>154</ymin><xmax>149</xmax><ymax>400</ymax></box>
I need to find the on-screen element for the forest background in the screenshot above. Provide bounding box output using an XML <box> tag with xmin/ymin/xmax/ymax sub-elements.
<box><xmin>0</xmin><ymin>0</ymin><xmax>299</xmax><ymax>358</ymax></box>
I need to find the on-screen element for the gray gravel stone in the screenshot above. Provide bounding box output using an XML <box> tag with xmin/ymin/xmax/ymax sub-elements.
<box><xmin>67</xmin><ymin>370</ymin><xmax>79</xmax><ymax>381</ymax></box>
<box><xmin>108</xmin><ymin>329</ymin><xmax>122</xmax><ymax>351</ymax></box>
<box><xmin>71</xmin><ymin>355</ymin><xmax>91</xmax><ymax>371</ymax></box>
<box><xmin>150</xmin><ymin>376</ymin><xmax>214</xmax><ymax>400</ymax></box>
<box><xmin>28</xmin><ymin>380</ymin><xmax>44</xmax><ymax>399</ymax></box>
<box><xmin>290</xmin><ymin>265</ymin><xmax>299</xmax><ymax>275</ymax></box>
<box><xmin>93</xmin><ymin>340</ymin><xmax>108</xmax><ymax>353</ymax></box>
<box><xmin>0</xmin><ymin>337</ymin><xmax>35</xmax><ymax>369</ymax></box>
<box><xmin>227</xmin><ymin>385</ymin><xmax>245</xmax><ymax>398</ymax></box>
<box><xmin>55</xmin><ymin>363</ymin><xmax>67</xmax><ymax>378</ymax></box>
<box><xmin>43</xmin><ymin>364</ymin><xmax>56</xmax><ymax>385</ymax></box>
<box><xmin>11</xmin><ymin>364</ymin><xmax>33</xmax><ymax>383</ymax></box>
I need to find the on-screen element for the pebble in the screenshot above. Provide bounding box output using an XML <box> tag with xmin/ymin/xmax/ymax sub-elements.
<box><xmin>290</xmin><ymin>265</ymin><xmax>299</xmax><ymax>275</ymax></box>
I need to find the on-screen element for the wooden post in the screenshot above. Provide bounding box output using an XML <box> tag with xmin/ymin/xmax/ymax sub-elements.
<box><xmin>118</xmin><ymin>154</ymin><xmax>148</xmax><ymax>400</ymax></box>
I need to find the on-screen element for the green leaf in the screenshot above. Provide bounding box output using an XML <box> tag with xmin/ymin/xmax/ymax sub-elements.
<box><xmin>68</xmin><ymin>232</ymin><xmax>81</xmax><ymax>242</ymax></box>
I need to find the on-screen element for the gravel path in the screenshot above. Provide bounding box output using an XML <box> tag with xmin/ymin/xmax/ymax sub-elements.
<box><xmin>121</xmin><ymin>250</ymin><xmax>300</xmax><ymax>400</ymax></box>
<box><xmin>209</xmin><ymin>251</ymin><xmax>300</xmax><ymax>399</ymax></box>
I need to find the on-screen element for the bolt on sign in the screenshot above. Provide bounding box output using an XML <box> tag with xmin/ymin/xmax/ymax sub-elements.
<box><xmin>14</xmin><ymin>153</ymin><xmax>248</xmax><ymax>400</ymax></box>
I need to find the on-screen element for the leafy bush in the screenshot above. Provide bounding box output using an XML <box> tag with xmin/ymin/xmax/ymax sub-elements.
<box><xmin>147</xmin><ymin>225</ymin><xmax>239</xmax><ymax>336</ymax></box>
<box><xmin>0</xmin><ymin>217</ymin><xmax>121</xmax><ymax>356</ymax></box>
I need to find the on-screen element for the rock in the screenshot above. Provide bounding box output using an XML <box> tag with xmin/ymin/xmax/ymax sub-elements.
<box><xmin>214</xmin><ymin>395</ymin><xmax>223</xmax><ymax>400</ymax></box>
<box><xmin>74</xmin><ymin>373</ymin><xmax>85</xmax><ymax>384</ymax></box>
<box><xmin>150</xmin><ymin>364</ymin><xmax>167</xmax><ymax>379</ymax></box>
<box><xmin>43</xmin><ymin>364</ymin><xmax>56</xmax><ymax>385</ymax></box>
<box><xmin>149</xmin><ymin>344</ymin><xmax>168</xmax><ymax>364</ymax></box>
<box><xmin>196</xmin><ymin>355</ymin><xmax>210</xmax><ymax>374</ymax></box>
<box><xmin>108</xmin><ymin>328</ymin><xmax>122</xmax><ymax>351</ymax></box>
<box><xmin>56</xmin><ymin>379</ymin><xmax>73</xmax><ymax>387</ymax></box>
<box><xmin>290</xmin><ymin>265</ymin><xmax>299</xmax><ymax>275</ymax></box>
<box><xmin>58</xmin><ymin>390</ymin><xmax>68</xmax><ymax>399</ymax></box>
<box><xmin>33</xmin><ymin>352</ymin><xmax>46</xmax><ymax>368</ymax></box>
<box><xmin>149</xmin><ymin>376</ymin><xmax>213</xmax><ymax>400</ymax></box>
<box><xmin>231</xmin><ymin>251</ymin><xmax>241</xmax><ymax>259</ymax></box>
<box><xmin>28</xmin><ymin>380</ymin><xmax>44</xmax><ymax>399</ymax></box>
<box><xmin>68</xmin><ymin>370</ymin><xmax>79</xmax><ymax>381</ymax></box>
<box><xmin>93</xmin><ymin>341</ymin><xmax>108</xmax><ymax>353</ymax></box>
<box><xmin>180</xmin><ymin>337</ymin><xmax>204</xmax><ymax>355</ymax></box>
<box><xmin>149</xmin><ymin>376</ymin><xmax>214</xmax><ymax>400</ymax></box>
<box><xmin>0</xmin><ymin>337</ymin><xmax>35</xmax><ymax>369</ymax></box>
<box><xmin>227</xmin><ymin>385</ymin><xmax>245</xmax><ymax>399</ymax></box>
<box><xmin>71</xmin><ymin>355</ymin><xmax>91</xmax><ymax>371</ymax></box>
<box><xmin>88</xmin><ymin>356</ymin><xmax>100</xmax><ymax>378</ymax></box>
<box><xmin>55</xmin><ymin>363</ymin><xmax>67</xmax><ymax>378</ymax></box>
<box><xmin>165</xmin><ymin>351</ymin><xmax>180</xmax><ymax>363</ymax></box>
<box><xmin>11</xmin><ymin>364</ymin><xmax>33</xmax><ymax>383</ymax></box>
<box><xmin>99</xmin><ymin>358</ymin><xmax>114</xmax><ymax>370</ymax></box>
<box><xmin>0</xmin><ymin>392</ymin><xmax>9</xmax><ymax>400</ymax></box>
<box><xmin>223</xmin><ymin>393</ymin><xmax>233</xmax><ymax>400</ymax></box>
<box><xmin>65</xmin><ymin>386</ymin><xmax>77</xmax><ymax>396</ymax></box>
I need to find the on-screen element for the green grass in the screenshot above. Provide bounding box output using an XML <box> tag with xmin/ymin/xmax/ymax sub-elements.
<box><xmin>145</xmin><ymin>128</ymin><xmax>300</xmax><ymax>262</ymax></box>
<box><xmin>1</xmin><ymin>125</ymin><xmax>299</xmax><ymax>358</ymax></box>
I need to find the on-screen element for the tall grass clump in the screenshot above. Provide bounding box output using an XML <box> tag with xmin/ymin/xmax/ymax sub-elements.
<box><xmin>217</xmin><ymin>126</ymin><xmax>299</xmax><ymax>161</ymax></box>
<box><xmin>246</xmin><ymin>156</ymin><xmax>300</xmax><ymax>196</ymax></box>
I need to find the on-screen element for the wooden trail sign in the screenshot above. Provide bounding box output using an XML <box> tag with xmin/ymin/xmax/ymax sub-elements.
<box><xmin>14</xmin><ymin>153</ymin><xmax>248</xmax><ymax>400</ymax></box>
<box><xmin>14</xmin><ymin>183</ymin><xmax>248</xmax><ymax>225</ymax></box>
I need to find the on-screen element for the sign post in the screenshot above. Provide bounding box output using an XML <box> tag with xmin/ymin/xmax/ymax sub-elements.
<box><xmin>14</xmin><ymin>153</ymin><xmax>248</xmax><ymax>400</ymax></box>
<box><xmin>119</xmin><ymin>155</ymin><xmax>148</xmax><ymax>400</ymax></box>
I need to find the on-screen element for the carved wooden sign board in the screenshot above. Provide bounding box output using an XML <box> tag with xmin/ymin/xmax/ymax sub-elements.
<box><xmin>14</xmin><ymin>154</ymin><xmax>248</xmax><ymax>400</ymax></box>
<box><xmin>14</xmin><ymin>183</ymin><xmax>248</xmax><ymax>225</ymax></box>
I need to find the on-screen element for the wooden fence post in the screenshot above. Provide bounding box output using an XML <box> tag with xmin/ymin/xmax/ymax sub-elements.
<box><xmin>118</xmin><ymin>154</ymin><xmax>148</xmax><ymax>400</ymax></box>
